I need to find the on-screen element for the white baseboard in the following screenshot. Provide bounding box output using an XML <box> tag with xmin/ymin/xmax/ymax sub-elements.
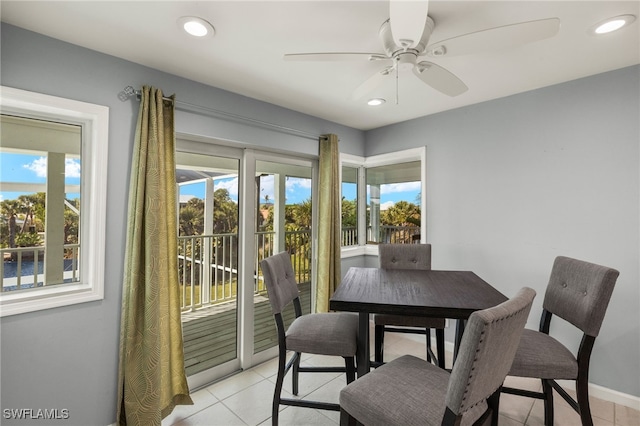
<box><xmin>555</xmin><ymin>379</ymin><xmax>640</xmax><ymax>411</ymax></box>
<box><xmin>442</xmin><ymin>341</ymin><xmax>640</xmax><ymax>410</ymax></box>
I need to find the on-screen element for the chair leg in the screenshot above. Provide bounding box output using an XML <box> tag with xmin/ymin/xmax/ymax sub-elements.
<box><xmin>340</xmin><ymin>407</ymin><xmax>358</xmax><ymax>426</ymax></box>
<box><xmin>542</xmin><ymin>379</ymin><xmax>554</xmax><ymax>426</ymax></box>
<box><xmin>344</xmin><ymin>356</ymin><xmax>356</xmax><ymax>384</ymax></box>
<box><xmin>292</xmin><ymin>352</ymin><xmax>301</xmax><ymax>396</ymax></box>
<box><xmin>374</xmin><ymin>325</ymin><xmax>384</xmax><ymax>363</ymax></box>
<box><xmin>272</xmin><ymin>352</ymin><xmax>287</xmax><ymax>426</ymax></box>
<box><xmin>426</xmin><ymin>329</ymin><xmax>432</xmax><ymax>363</ymax></box>
<box><xmin>487</xmin><ymin>387</ymin><xmax>501</xmax><ymax>426</ymax></box>
<box><xmin>436</xmin><ymin>328</ymin><xmax>446</xmax><ymax>369</ymax></box>
<box><xmin>576</xmin><ymin>373</ymin><xmax>594</xmax><ymax>426</ymax></box>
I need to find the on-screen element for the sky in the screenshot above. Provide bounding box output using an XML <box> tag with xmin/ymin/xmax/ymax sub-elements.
<box><xmin>1</xmin><ymin>152</ymin><xmax>81</xmax><ymax>201</ymax></box>
<box><xmin>179</xmin><ymin>175</ymin><xmax>313</xmax><ymax>205</ymax></box>
<box><xmin>179</xmin><ymin>174</ymin><xmax>420</xmax><ymax>209</ymax></box>
<box><xmin>1</xmin><ymin>152</ymin><xmax>420</xmax><ymax>209</ymax></box>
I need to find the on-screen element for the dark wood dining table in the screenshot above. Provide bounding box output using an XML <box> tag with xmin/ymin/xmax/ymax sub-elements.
<box><xmin>329</xmin><ymin>267</ymin><xmax>508</xmax><ymax>377</ymax></box>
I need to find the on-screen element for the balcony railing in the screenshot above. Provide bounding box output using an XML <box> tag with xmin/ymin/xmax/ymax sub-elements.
<box><xmin>342</xmin><ymin>227</ymin><xmax>358</xmax><ymax>246</ymax></box>
<box><xmin>342</xmin><ymin>225</ymin><xmax>420</xmax><ymax>247</ymax></box>
<box><xmin>178</xmin><ymin>225</ymin><xmax>418</xmax><ymax>311</ymax></box>
<box><xmin>1</xmin><ymin>244</ymin><xmax>80</xmax><ymax>291</ymax></box>
<box><xmin>179</xmin><ymin>230</ymin><xmax>313</xmax><ymax>312</ymax></box>
<box><xmin>369</xmin><ymin>225</ymin><xmax>420</xmax><ymax>244</ymax></box>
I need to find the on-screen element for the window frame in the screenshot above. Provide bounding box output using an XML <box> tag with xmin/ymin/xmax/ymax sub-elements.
<box><xmin>340</xmin><ymin>147</ymin><xmax>426</xmax><ymax>258</ymax></box>
<box><xmin>0</xmin><ymin>86</ymin><xmax>109</xmax><ymax>317</ymax></box>
<box><xmin>339</xmin><ymin>162</ymin><xmax>362</xmax><ymax>250</ymax></box>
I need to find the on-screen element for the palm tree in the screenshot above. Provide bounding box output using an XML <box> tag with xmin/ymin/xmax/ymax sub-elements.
<box><xmin>381</xmin><ymin>201</ymin><xmax>421</xmax><ymax>243</ymax></box>
<box><xmin>18</xmin><ymin>193</ymin><xmax>46</xmax><ymax>233</ymax></box>
<box><xmin>1</xmin><ymin>199</ymin><xmax>23</xmax><ymax>249</ymax></box>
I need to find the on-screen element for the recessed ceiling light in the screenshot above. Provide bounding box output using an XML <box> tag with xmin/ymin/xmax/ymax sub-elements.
<box><xmin>589</xmin><ymin>14</ymin><xmax>636</xmax><ymax>35</ymax></box>
<box><xmin>178</xmin><ymin>16</ymin><xmax>215</xmax><ymax>38</ymax></box>
<box><xmin>368</xmin><ymin>98</ymin><xmax>386</xmax><ymax>106</ymax></box>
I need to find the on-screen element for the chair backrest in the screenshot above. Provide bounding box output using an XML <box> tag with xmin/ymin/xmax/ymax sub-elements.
<box><xmin>446</xmin><ymin>287</ymin><xmax>536</xmax><ymax>419</ymax></box>
<box><xmin>378</xmin><ymin>243</ymin><xmax>431</xmax><ymax>270</ymax></box>
<box><xmin>261</xmin><ymin>252</ymin><xmax>300</xmax><ymax>315</ymax></box>
<box><xmin>543</xmin><ymin>256</ymin><xmax>619</xmax><ymax>337</ymax></box>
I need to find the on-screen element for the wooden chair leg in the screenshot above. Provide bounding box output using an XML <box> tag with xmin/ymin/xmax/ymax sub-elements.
<box><xmin>374</xmin><ymin>325</ymin><xmax>384</xmax><ymax>363</ymax></box>
<box><xmin>542</xmin><ymin>379</ymin><xmax>554</xmax><ymax>426</ymax></box>
<box><xmin>576</xmin><ymin>373</ymin><xmax>594</xmax><ymax>426</ymax></box>
<box><xmin>426</xmin><ymin>329</ymin><xmax>432</xmax><ymax>363</ymax></box>
<box><xmin>436</xmin><ymin>328</ymin><xmax>446</xmax><ymax>369</ymax></box>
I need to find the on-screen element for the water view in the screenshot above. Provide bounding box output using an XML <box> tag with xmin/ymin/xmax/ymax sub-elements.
<box><xmin>2</xmin><ymin>259</ymin><xmax>77</xmax><ymax>290</ymax></box>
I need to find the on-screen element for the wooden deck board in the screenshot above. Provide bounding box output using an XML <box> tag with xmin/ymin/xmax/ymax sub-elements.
<box><xmin>182</xmin><ymin>282</ymin><xmax>311</xmax><ymax>376</ymax></box>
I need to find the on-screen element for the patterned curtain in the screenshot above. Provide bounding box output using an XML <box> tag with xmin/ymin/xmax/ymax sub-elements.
<box><xmin>316</xmin><ymin>134</ymin><xmax>341</xmax><ymax>312</ymax></box>
<box><xmin>117</xmin><ymin>86</ymin><xmax>193</xmax><ymax>425</ymax></box>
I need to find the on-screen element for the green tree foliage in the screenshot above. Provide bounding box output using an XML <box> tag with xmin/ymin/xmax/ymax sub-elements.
<box><xmin>179</xmin><ymin>189</ymin><xmax>239</xmax><ymax>237</ymax></box>
<box><xmin>0</xmin><ymin>199</ymin><xmax>22</xmax><ymax>248</ymax></box>
<box><xmin>380</xmin><ymin>200</ymin><xmax>420</xmax><ymax>226</ymax></box>
<box><xmin>285</xmin><ymin>198</ymin><xmax>312</xmax><ymax>231</ymax></box>
<box><xmin>179</xmin><ymin>197</ymin><xmax>204</xmax><ymax>236</ymax></box>
<box><xmin>1</xmin><ymin>192</ymin><xmax>79</xmax><ymax>257</ymax></box>
<box><xmin>341</xmin><ymin>197</ymin><xmax>357</xmax><ymax>228</ymax></box>
<box><xmin>18</xmin><ymin>193</ymin><xmax>46</xmax><ymax>233</ymax></box>
<box><xmin>213</xmin><ymin>188</ymin><xmax>238</xmax><ymax>233</ymax></box>
<box><xmin>379</xmin><ymin>200</ymin><xmax>421</xmax><ymax>243</ymax></box>
<box><xmin>15</xmin><ymin>232</ymin><xmax>42</xmax><ymax>247</ymax></box>
<box><xmin>63</xmin><ymin>197</ymin><xmax>80</xmax><ymax>246</ymax></box>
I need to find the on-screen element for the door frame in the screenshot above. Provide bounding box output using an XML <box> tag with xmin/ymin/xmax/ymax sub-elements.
<box><xmin>241</xmin><ymin>150</ymin><xmax>318</xmax><ymax>368</ymax></box>
<box><xmin>177</xmin><ymin>136</ymin><xmax>318</xmax><ymax>388</ymax></box>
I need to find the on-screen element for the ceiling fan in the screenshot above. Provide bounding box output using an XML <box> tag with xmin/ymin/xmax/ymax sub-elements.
<box><xmin>284</xmin><ymin>0</ymin><xmax>560</xmax><ymax>101</ymax></box>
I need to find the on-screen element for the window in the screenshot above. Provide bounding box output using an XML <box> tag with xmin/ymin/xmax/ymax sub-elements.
<box><xmin>366</xmin><ymin>160</ymin><xmax>422</xmax><ymax>244</ymax></box>
<box><xmin>341</xmin><ymin>165</ymin><xmax>359</xmax><ymax>247</ymax></box>
<box><xmin>340</xmin><ymin>147</ymin><xmax>425</xmax><ymax>253</ymax></box>
<box><xmin>0</xmin><ymin>86</ymin><xmax>108</xmax><ymax>316</ymax></box>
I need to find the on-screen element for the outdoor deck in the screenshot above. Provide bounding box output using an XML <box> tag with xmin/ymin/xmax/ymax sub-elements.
<box><xmin>181</xmin><ymin>282</ymin><xmax>311</xmax><ymax>377</ymax></box>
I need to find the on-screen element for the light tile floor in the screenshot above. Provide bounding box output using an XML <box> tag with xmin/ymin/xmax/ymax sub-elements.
<box><xmin>164</xmin><ymin>332</ymin><xmax>640</xmax><ymax>426</ymax></box>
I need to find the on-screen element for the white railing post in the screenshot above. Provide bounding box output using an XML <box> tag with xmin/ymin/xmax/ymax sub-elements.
<box><xmin>202</xmin><ymin>178</ymin><xmax>214</xmax><ymax>305</ymax></box>
<box><xmin>189</xmin><ymin>237</ymin><xmax>196</xmax><ymax>311</ymax></box>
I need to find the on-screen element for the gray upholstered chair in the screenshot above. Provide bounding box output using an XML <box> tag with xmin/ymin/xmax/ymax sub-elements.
<box><xmin>261</xmin><ymin>251</ymin><xmax>358</xmax><ymax>425</ymax></box>
<box><xmin>375</xmin><ymin>244</ymin><xmax>446</xmax><ymax>368</ymax></box>
<box><xmin>501</xmin><ymin>256</ymin><xmax>619</xmax><ymax>426</ymax></box>
<box><xmin>340</xmin><ymin>287</ymin><xmax>536</xmax><ymax>426</ymax></box>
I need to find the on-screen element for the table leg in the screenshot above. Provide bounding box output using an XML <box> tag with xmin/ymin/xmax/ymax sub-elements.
<box><xmin>454</xmin><ymin>319</ymin><xmax>466</xmax><ymax>363</ymax></box>
<box><xmin>357</xmin><ymin>312</ymin><xmax>370</xmax><ymax>377</ymax></box>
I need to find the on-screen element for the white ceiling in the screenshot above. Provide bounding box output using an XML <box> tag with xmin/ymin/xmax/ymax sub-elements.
<box><xmin>2</xmin><ymin>1</ymin><xmax>639</xmax><ymax>130</ymax></box>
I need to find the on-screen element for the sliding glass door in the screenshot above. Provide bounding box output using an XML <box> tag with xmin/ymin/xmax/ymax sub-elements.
<box><xmin>175</xmin><ymin>145</ymin><xmax>242</xmax><ymax>386</ymax></box>
<box><xmin>253</xmin><ymin>158</ymin><xmax>315</xmax><ymax>356</ymax></box>
<box><xmin>176</xmin><ymin>140</ymin><xmax>316</xmax><ymax>386</ymax></box>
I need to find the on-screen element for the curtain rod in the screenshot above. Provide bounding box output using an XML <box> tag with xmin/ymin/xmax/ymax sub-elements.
<box><xmin>118</xmin><ymin>86</ymin><xmax>325</xmax><ymax>141</ymax></box>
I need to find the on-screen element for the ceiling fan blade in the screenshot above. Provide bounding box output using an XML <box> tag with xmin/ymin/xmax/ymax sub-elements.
<box><xmin>413</xmin><ymin>61</ymin><xmax>468</xmax><ymax>96</ymax></box>
<box><xmin>283</xmin><ymin>53</ymin><xmax>388</xmax><ymax>62</ymax></box>
<box><xmin>389</xmin><ymin>0</ymin><xmax>429</xmax><ymax>49</ymax></box>
<box><xmin>351</xmin><ymin>67</ymin><xmax>393</xmax><ymax>100</ymax></box>
<box><xmin>426</xmin><ymin>18</ymin><xmax>560</xmax><ymax>57</ymax></box>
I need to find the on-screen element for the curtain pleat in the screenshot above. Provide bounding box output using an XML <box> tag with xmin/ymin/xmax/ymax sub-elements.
<box><xmin>117</xmin><ymin>86</ymin><xmax>193</xmax><ymax>425</ymax></box>
<box><xmin>316</xmin><ymin>134</ymin><xmax>341</xmax><ymax>312</ymax></box>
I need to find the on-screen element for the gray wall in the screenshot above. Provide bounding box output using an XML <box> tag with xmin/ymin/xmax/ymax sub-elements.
<box><xmin>366</xmin><ymin>65</ymin><xmax>640</xmax><ymax>397</ymax></box>
<box><xmin>0</xmin><ymin>24</ymin><xmax>364</xmax><ymax>426</ymax></box>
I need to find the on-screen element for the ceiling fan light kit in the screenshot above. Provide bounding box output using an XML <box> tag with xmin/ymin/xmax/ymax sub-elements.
<box><xmin>283</xmin><ymin>0</ymin><xmax>563</xmax><ymax>103</ymax></box>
